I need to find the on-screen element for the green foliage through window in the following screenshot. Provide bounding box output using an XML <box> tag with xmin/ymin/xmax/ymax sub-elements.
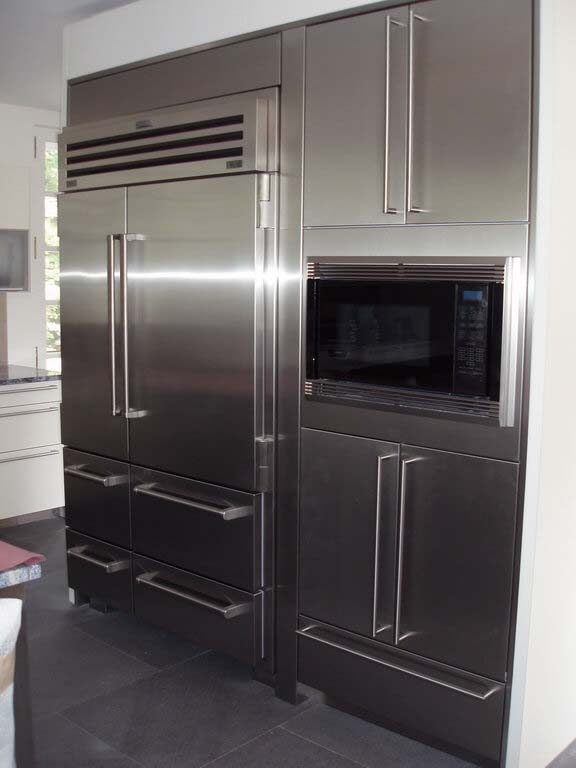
<box><xmin>45</xmin><ymin>142</ymin><xmax>60</xmax><ymax>362</ymax></box>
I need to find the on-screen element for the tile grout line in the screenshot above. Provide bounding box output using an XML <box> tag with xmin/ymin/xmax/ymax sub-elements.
<box><xmin>195</xmin><ymin>726</ymin><xmax>284</xmax><ymax>768</ymax></box>
<box><xmin>279</xmin><ymin>724</ymin><xmax>372</xmax><ymax>768</ymax></box>
<box><xmin>58</xmin><ymin>711</ymin><xmax>146</xmax><ymax>767</ymax></box>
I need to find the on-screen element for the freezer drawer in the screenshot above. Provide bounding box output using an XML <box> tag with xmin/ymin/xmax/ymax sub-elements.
<box><xmin>66</xmin><ymin>530</ymin><xmax>132</xmax><ymax>613</ymax></box>
<box><xmin>64</xmin><ymin>449</ymin><xmax>130</xmax><ymax>549</ymax></box>
<box><xmin>133</xmin><ymin>557</ymin><xmax>261</xmax><ymax>665</ymax></box>
<box><xmin>298</xmin><ymin>620</ymin><xmax>505</xmax><ymax>765</ymax></box>
<box><xmin>131</xmin><ymin>467</ymin><xmax>263</xmax><ymax>591</ymax></box>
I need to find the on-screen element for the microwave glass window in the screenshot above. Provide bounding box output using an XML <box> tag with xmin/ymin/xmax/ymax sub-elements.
<box><xmin>312</xmin><ymin>281</ymin><xmax>455</xmax><ymax>393</ymax></box>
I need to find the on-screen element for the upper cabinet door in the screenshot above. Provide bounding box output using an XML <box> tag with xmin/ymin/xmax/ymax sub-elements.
<box><xmin>304</xmin><ymin>8</ymin><xmax>408</xmax><ymax>227</ymax></box>
<box><xmin>407</xmin><ymin>0</ymin><xmax>532</xmax><ymax>224</ymax></box>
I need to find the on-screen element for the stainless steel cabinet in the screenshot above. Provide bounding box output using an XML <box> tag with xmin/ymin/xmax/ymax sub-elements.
<box><xmin>299</xmin><ymin>430</ymin><xmax>519</xmax><ymax>681</ymax></box>
<box><xmin>299</xmin><ymin>429</ymin><xmax>399</xmax><ymax>643</ymax></box>
<box><xmin>60</xmin><ymin>189</ymin><xmax>128</xmax><ymax>460</ymax></box>
<box><xmin>407</xmin><ymin>0</ymin><xmax>531</xmax><ymax>223</ymax></box>
<box><xmin>397</xmin><ymin>446</ymin><xmax>518</xmax><ymax>680</ymax></box>
<box><xmin>304</xmin><ymin>0</ymin><xmax>531</xmax><ymax>226</ymax></box>
<box><xmin>304</xmin><ymin>7</ymin><xmax>408</xmax><ymax>226</ymax></box>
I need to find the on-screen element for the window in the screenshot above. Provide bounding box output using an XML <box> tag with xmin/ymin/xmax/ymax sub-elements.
<box><xmin>44</xmin><ymin>142</ymin><xmax>60</xmax><ymax>372</ymax></box>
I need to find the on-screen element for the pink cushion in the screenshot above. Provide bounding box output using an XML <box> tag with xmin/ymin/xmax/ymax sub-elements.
<box><xmin>0</xmin><ymin>541</ymin><xmax>46</xmax><ymax>572</ymax></box>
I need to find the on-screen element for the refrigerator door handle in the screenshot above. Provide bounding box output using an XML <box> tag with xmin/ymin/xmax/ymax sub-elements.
<box><xmin>121</xmin><ymin>234</ymin><xmax>147</xmax><ymax>420</ymax></box>
<box><xmin>107</xmin><ymin>234</ymin><xmax>120</xmax><ymax>416</ymax></box>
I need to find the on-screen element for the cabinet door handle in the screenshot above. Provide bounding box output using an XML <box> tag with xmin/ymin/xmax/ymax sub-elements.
<box><xmin>64</xmin><ymin>465</ymin><xmax>127</xmax><ymax>487</ymax></box>
<box><xmin>298</xmin><ymin>624</ymin><xmax>500</xmax><ymax>701</ymax></box>
<box><xmin>0</xmin><ymin>449</ymin><xmax>59</xmax><ymax>465</ymax></box>
<box><xmin>67</xmin><ymin>545</ymin><xmax>130</xmax><ymax>574</ymax></box>
<box><xmin>407</xmin><ymin>9</ymin><xmax>428</xmax><ymax>214</ymax></box>
<box><xmin>372</xmin><ymin>453</ymin><xmax>397</xmax><ymax>636</ymax></box>
<box><xmin>133</xmin><ymin>483</ymin><xmax>253</xmax><ymax>520</ymax></box>
<box><xmin>0</xmin><ymin>406</ymin><xmax>59</xmax><ymax>418</ymax></box>
<box><xmin>395</xmin><ymin>456</ymin><xmax>422</xmax><ymax>645</ymax></box>
<box><xmin>136</xmin><ymin>572</ymin><xmax>251</xmax><ymax>619</ymax></box>
<box><xmin>383</xmin><ymin>16</ymin><xmax>404</xmax><ymax>215</ymax></box>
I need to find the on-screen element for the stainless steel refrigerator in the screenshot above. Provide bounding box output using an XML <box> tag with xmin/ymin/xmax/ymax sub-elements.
<box><xmin>58</xmin><ymin>90</ymin><xmax>278</xmax><ymax>676</ymax></box>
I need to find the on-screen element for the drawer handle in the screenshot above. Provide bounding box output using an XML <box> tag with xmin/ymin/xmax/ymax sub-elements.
<box><xmin>0</xmin><ymin>406</ymin><xmax>59</xmax><ymax>418</ymax></box>
<box><xmin>136</xmin><ymin>572</ymin><xmax>251</xmax><ymax>619</ymax></box>
<box><xmin>297</xmin><ymin>624</ymin><xmax>500</xmax><ymax>701</ymax></box>
<box><xmin>133</xmin><ymin>484</ymin><xmax>253</xmax><ymax>521</ymax></box>
<box><xmin>65</xmin><ymin>465</ymin><xmax>127</xmax><ymax>487</ymax></box>
<box><xmin>0</xmin><ymin>448</ymin><xmax>59</xmax><ymax>465</ymax></box>
<box><xmin>0</xmin><ymin>384</ymin><xmax>59</xmax><ymax>395</ymax></box>
<box><xmin>67</xmin><ymin>545</ymin><xmax>130</xmax><ymax>574</ymax></box>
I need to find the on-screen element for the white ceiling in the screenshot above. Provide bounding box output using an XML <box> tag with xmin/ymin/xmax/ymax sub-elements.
<box><xmin>0</xmin><ymin>0</ymin><xmax>140</xmax><ymax>112</ymax></box>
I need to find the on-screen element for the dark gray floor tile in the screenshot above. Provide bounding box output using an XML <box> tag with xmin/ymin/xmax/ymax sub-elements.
<box><xmin>1</xmin><ymin>520</ymin><xmax>66</xmax><ymax>574</ymax></box>
<box><xmin>34</xmin><ymin>714</ymin><xmax>142</xmax><ymax>767</ymax></box>
<box><xmin>30</xmin><ymin>625</ymin><xmax>155</xmax><ymax>718</ymax></box>
<box><xmin>24</xmin><ymin>567</ymin><xmax>94</xmax><ymax>639</ymax></box>
<box><xmin>203</xmin><ymin>728</ymin><xmax>361</xmax><ymax>768</ymax></box>
<box><xmin>77</xmin><ymin>611</ymin><xmax>208</xmax><ymax>668</ymax></box>
<box><xmin>283</xmin><ymin>705</ymin><xmax>474</xmax><ymax>768</ymax></box>
<box><xmin>65</xmin><ymin>652</ymin><xmax>311</xmax><ymax>768</ymax></box>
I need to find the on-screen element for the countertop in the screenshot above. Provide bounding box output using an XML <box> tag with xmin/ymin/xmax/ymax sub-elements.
<box><xmin>0</xmin><ymin>365</ymin><xmax>61</xmax><ymax>386</ymax></box>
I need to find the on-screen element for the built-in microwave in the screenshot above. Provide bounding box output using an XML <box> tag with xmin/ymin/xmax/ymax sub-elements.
<box><xmin>305</xmin><ymin>259</ymin><xmax>521</xmax><ymax>425</ymax></box>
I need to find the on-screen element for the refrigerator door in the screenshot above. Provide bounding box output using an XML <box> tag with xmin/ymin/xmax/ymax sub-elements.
<box><xmin>59</xmin><ymin>188</ymin><xmax>128</xmax><ymax>460</ymax></box>
<box><xmin>127</xmin><ymin>175</ymin><xmax>270</xmax><ymax>491</ymax></box>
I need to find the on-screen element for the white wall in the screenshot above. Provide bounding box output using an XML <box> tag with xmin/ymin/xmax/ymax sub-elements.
<box><xmin>506</xmin><ymin>1</ymin><xmax>576</xmax><ymax>766</ymax></box>
<box><xmin>63</xmin><ymin>0</ymin><xmax>378</xmax><ymax>81</ymax></box>
<box><xmin>0</xmin><ymin>103</ymin><xmax>59</xmax><ymax>368</ymax></box>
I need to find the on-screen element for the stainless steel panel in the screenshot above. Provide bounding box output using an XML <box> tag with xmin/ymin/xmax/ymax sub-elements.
<box><xmin>407</xmin><ymin>0</ymin><xmax>531</xmax><ymax>223</ymax></box>
<box><xmin>299</xmin><ymin>428</ymin><xmax>399</xmax><ymax>644</ymax></box>
<box><xmin>397</xmin><ymin>446</ymin><xmax>518</xmax><ymax>681</ymax></box>
<box><xmin>60</xmin><ymin>89</ymin><xmax>278</xmax><ymax>191</ymax></box>
<box><xmin>68</xmin><ymin>34</ymin><xmax>282</xmax><ymax>125</ymax></box>
<box><xmin>274</xmin><ymin>27</ymin><xmax>306</xmax><ymax>703</ymax></box>
<box><xmin>60</xmin><ymin>188</ymin><xmax>128</xmax><ymax>460</ymax></box>
<box><xmin>297</xmin><ymin>619</ymin><xmax>506</xmax><ymax>764</ymax></box>
<box><xmin>304</xmin><ymin>7</ymin><xmax>408</xmax><ymax>226</ymax></box>
<box><xmin>127</xmin><ymin>175</ymin><xmax>270</xmax><ymax>490</ymax></box>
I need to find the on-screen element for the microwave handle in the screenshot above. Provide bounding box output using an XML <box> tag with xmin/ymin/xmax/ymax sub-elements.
<box><xmin>499</xmin><ymin>257</ymin><xmax>522</xmax><ymax>428</ymax></box>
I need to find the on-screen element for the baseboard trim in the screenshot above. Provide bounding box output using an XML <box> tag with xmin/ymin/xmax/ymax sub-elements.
<box><xmin>0</xmin><ymin>507</ymin><xmax>65</xmax><ymax>529</ymax></box>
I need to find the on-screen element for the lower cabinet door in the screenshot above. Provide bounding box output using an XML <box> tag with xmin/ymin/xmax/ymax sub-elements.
<box><xmin>133</xmin><ymin>557</ymin><xmax>261</xmax><ymax>665</ymax></box>
<box><xmin>396</xmin><ymin>446</ymin><xmax>518</xmax><ymax>681</ymax></box>
<box><xmin>299</xmin><ymin>429</ymin><xmax>399</xmax><ymax>643</ymax></box>
<box><xmin>131</xmin><ymin>467</ymin><xmax>261</xmax><ymax>591</ymax></box>
<box><xmin>66</xmin><ymin>530</ymin><xmax>132</xmax><ymax>613</ymax></box>
<box><xmin>64</xmin><ymin>448</ymin><xmax>130</xmax><ymax>548</ymax></box>
<box><xmin>297</xmin><ymin>621</ymin><xmax>506</xmax><ymax>765</ymax></box>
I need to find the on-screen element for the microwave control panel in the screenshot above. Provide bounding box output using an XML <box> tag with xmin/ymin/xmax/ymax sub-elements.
<box><xmin>454</xmin><ymin>284</ymin><xmax>490</xmax><ymax>397</ymax></box>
